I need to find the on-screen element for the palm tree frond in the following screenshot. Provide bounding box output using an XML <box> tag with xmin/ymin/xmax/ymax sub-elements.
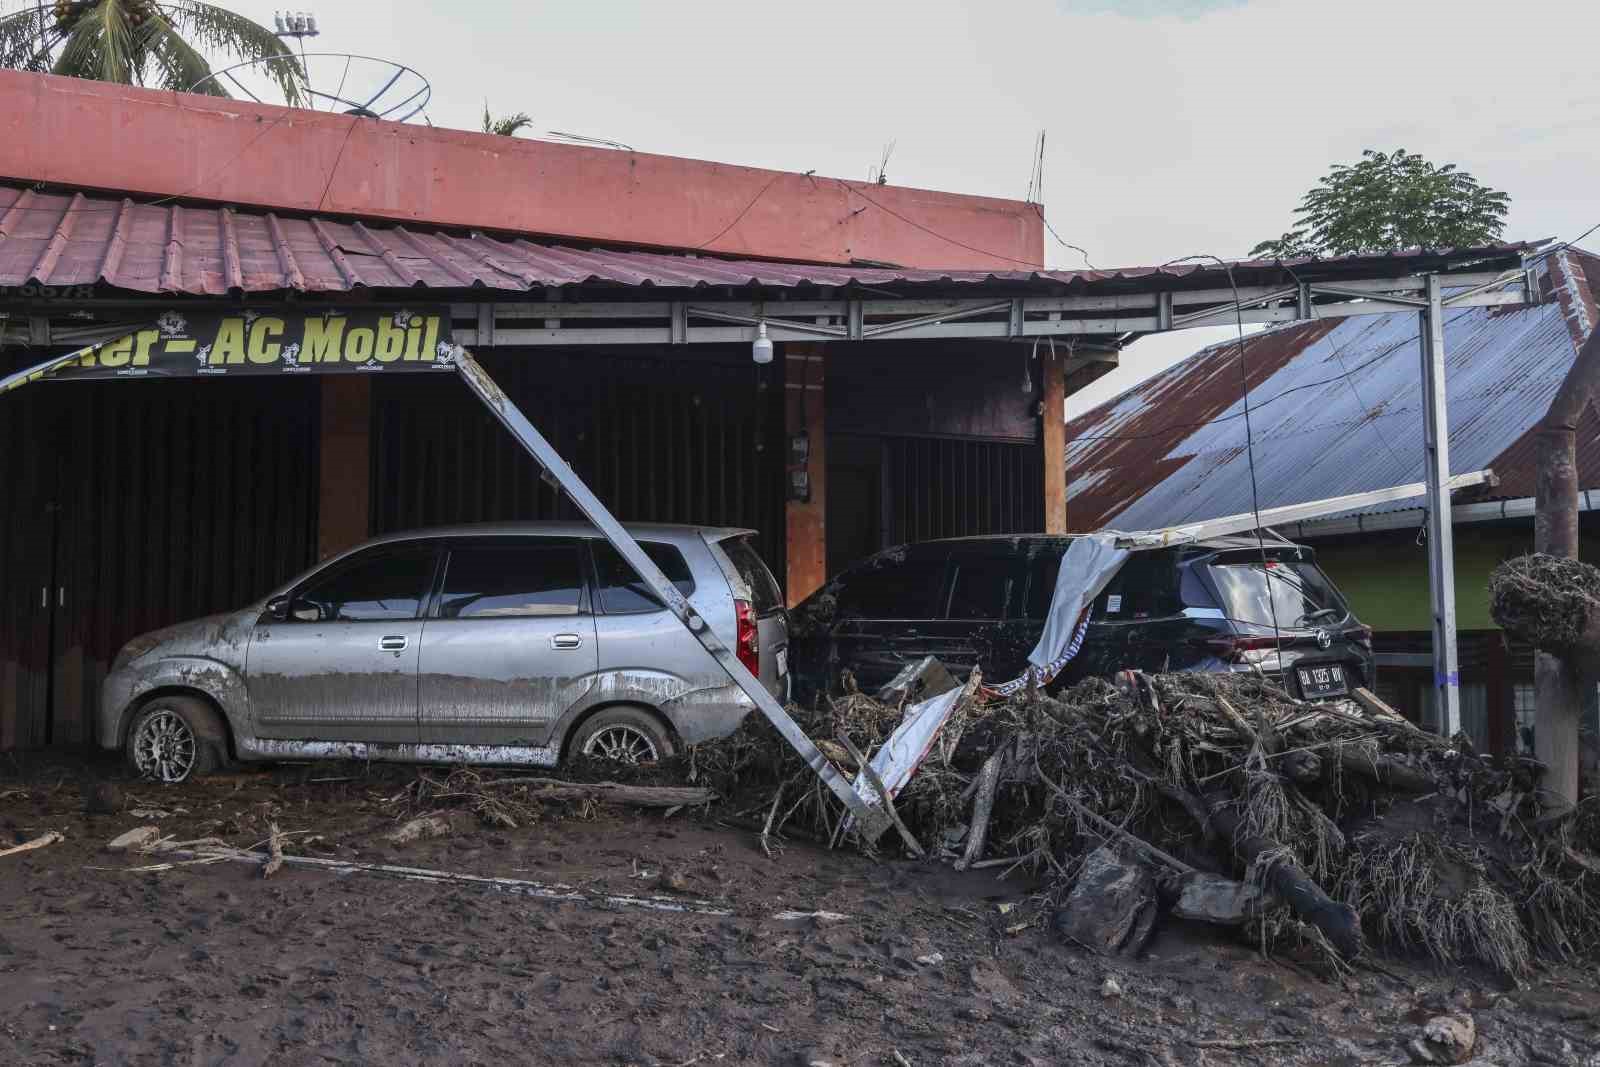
<box><xmin>159</xmin><ymin>1</ymin><xmax>304</xmax><ymax>103</ymax></box>
<box><xmin>0</xmin><ymin>7</ymin><xmax>58</xmax><ymax>71</ymax></box>
<box><xmin>138</xmin><ymin>15</ymin><xmax>226</xmax><ymax>97</ymax></box>
<box><xmin>483</xmin><ymin>109</ymin><xmax>534</xmax><ymax>137</ymax></box>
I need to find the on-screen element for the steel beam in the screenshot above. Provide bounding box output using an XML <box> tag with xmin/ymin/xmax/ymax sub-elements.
<box><xmin>1419</xmin><ymin>275</ymin><xmax>1461</xmax><ymax>737</ymax></box>
<box><xmin>1112</xmin><ymin>470</ymin><xmax>1495</xmax><ymax>549</ymax></box>
<box><xmin>449</xmin><ymin>347</ymin><xmax>894</xmax><ymax>842</ymax></box>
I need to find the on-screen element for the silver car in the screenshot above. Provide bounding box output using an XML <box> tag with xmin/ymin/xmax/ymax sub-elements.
<box><xmin>99</xmin><ymin>523</ymin><xmax>789</xmax><ymax>783</ymax></box>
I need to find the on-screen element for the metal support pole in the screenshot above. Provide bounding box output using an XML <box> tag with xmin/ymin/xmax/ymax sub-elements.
<box><xmin>1418</xmin><ymin>275</ymin><xmax>1461</xmax><ymax>737</ymax></box>
<box><xmin>451</xmin><ymin>348</ymin><xmax>894</xmax><ymax>841</ymax></box>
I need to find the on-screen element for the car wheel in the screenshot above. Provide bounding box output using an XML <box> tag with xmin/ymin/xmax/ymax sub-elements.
<box><xmin>127</xmin><ymin>696</ymin><xmax>225</xmax><ymax>784</ymax></box>
<box><xmin>571</xmin><ymin>707</ymin><xmax>675</xmax><ymax>765</ymax></box>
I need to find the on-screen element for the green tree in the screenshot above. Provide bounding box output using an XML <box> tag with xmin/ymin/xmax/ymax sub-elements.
<box><xmin>1251</xmin><ymin>149</ymin><xmax>1510</xmax><ymax>259</ymax></box>
<box><xmin>0</xmin><ymin>1</ymin><xmax>303</xmax><ymax>104</ymax></box>
<box><xmin>482</xmin><ymin>104</ymin><xmax>533</xmax><ymax>137</ymax></box>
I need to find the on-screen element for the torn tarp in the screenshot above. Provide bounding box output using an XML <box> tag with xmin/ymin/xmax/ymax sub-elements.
<box><xmin>987</xmin><ymin>533</ymin><xmax>1129</xmax><ymax>696</ymax></box>
<box><xmin>853</xmin><ymin>684</ymin><xmax>968</xmax><ymax>807</ymax></box>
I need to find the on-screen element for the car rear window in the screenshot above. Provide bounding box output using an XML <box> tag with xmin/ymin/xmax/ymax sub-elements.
<box><xmin>718</xmin><ymin>535</ymin><xmax>783</xmax><ymax>614</ymax></box>
<box><xmin>1209</xmin><ymin>558</ymin><xmax>1349</xmax><ymax>630</ymax></box>
<box><xmin>592</xmin><ymin>541</ymin><xmax>696</xmax><ymax>614</ymax></box>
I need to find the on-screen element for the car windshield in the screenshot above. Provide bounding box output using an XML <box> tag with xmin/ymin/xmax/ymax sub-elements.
<box><xmin>1208</xmin><ymin>559</ymin><xmax>1349</xmax><ymax>631</ymax></box>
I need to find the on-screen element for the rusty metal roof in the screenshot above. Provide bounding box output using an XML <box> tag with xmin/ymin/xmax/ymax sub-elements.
<box><xmin>1064</xmin><ymin>251</ymin><xmax>1599</xmax><ymax>534</ymax></box>
<box><xmin>0</xmin><ymin>182</ymin><xmax>1537</xmax><ymax>297</ymax></box>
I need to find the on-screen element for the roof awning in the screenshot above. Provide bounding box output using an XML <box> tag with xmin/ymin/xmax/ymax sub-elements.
<box><xmin>0</xmin><ymin>182</ymin><xmax>1538</xmax><ymax>299</ymax></box>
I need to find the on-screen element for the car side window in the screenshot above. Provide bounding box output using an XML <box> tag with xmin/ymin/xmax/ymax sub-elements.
<box><xmin>1024</xmin><ymin>551</ymin><xmax>1065</xmax><ymax>620</ymax></box>
<box><xmin>834</xmin><ymin>552</ymin><xmax>948</xmax><ymax>620</ymax></box>
<box><xmin>1096</xmin><ymin>551</ymin><xmax>1180</xmax><ymax>620</ymax></box>
<box><xmin>945</xmin><ymin>556</ymin><xmax>1023</xmax><ymax>620</ymax></box>
<box><xmin>292</xmin><ymin>547</ymin><xmax>437</xmax><ymax>622</ymax></box>
<box><xmin>438</xmin><ymin>540</ymin><xmax>585</xmax><ymax>619</ymax></box>
<box><xmin>591</xmin><ymin>541</ymin><xmax>696</xmax><ymax>614</ymax></box>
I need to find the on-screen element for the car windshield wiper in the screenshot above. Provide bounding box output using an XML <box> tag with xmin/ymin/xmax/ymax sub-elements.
<box><xmin>1294</xmin><ymin>607</ymin><xmax>1342</xmax><ymax>626</ymax></box>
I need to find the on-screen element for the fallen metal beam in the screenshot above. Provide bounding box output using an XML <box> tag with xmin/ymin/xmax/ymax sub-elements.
<box><xmin>1112</xmin><ymin>469</ymin><xmax>1495</xmax><ymax>549</ymax></box>
<box><xmin>449</xmin><ymin>347</ymin><xmax>894</xmax><ymax>842</ymax></box>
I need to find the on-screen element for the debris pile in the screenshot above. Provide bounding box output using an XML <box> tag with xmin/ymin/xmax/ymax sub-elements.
<box><xmin>698</xmin><ymin>669</ymin><xmax>1600</xmax><ymax>974</ymax></box>
<box><xmin>1490</xmin><ymin>553</ymin><xmax>1600</xmax><ymax>654</ymax></box>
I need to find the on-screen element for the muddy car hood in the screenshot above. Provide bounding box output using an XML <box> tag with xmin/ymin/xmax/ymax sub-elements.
<box><xmin>116</xmin><ymin>609</ymin><xmax>258</xmax><ymax>671</ymax></box>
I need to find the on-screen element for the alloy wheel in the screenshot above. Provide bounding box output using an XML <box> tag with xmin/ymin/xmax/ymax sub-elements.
<box><xmin>133</xmin><ymin>709</ymin><xmax>198</xmax><ymax>783</ymax></box>
<box><xmin>582</xmin><ymin>724</ymin><xmax>659</xmax><ymax>764</ymax></box>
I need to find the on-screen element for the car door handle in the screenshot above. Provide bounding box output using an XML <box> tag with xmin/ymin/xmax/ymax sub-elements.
<box><xmin>550</xmin><ymin>633</ymin><xmax>583</xmax><ymax>650</ymax></box>
<box><xmin>379</xmin><ymin>635</ymin><xmax>409</xmax><ymax>652</ymax></box>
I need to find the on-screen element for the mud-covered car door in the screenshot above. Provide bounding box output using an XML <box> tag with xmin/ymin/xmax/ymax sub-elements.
<box><xmin>416</xmin><ymin>537</ymin><xmax>597</xmax><ymax>747</ymax></box>
<box><xmin>828</xmin><ymin>545</ymin><xmax>952</xmax><ymax>692</ymax></box>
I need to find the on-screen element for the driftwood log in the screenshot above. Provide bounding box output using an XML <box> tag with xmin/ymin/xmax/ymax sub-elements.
<box><xmin>956</xmin><ymin>753</ymin><xmax>1003</xmax><ymax>870</ymax></box>
<box><xmin>1210</xmin><ymin>806</ymin><xmax>1363</xmax><ymax>958</ymax></box>
<box><xmin>474</xmin><ymin>778</ymin><xmax>716</xmax><ymax>808</ymax></box>
<box><xmin>1333</xmin><ymin>750</ymin><xmax>1435</xmax><ymax>793</ymax></box>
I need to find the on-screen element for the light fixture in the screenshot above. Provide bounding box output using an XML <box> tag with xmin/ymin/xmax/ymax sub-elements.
<box><xmin>752</xmin><ymin>321</ymin><xmax>773</xmax><ymax>364</ymax></box>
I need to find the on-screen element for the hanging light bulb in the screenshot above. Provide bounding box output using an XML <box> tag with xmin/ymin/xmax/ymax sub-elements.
<box><xmin>752</xmin><ymin>321</ymin><xmax>773</xmax><ymax>365</ymax></box>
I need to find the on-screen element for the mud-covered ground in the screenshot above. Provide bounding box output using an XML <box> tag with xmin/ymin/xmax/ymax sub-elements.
<box><xmin>2</xmin><ymin>753</ymin><xmax>1598</xmax><ymax>1066</ymax></box>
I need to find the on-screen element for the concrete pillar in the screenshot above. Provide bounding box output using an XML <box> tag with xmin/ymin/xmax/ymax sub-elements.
<box><xmin>318</xmin><ymin>375</ymin><xmax>372</xmax><ymax>559</ymax></box>
<box><xmin>785</xmin><ymin>344</ymin><xmax>826</xmax><ymax>606</ymax></box>
<box><xmin>1042</xmin><ymin>348</ymin><xmax>1067</xmax><ymax>534</ymax></box>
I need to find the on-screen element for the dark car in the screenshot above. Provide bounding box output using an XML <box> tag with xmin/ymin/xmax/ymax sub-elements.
<box><xmin>790</xmin><ymin>533</ymin><xmax>1374</xmax><ymax>703</ymax></box>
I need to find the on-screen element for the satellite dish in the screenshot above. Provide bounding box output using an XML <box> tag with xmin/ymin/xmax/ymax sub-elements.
<box><xmin>186</xmin><ymin>52</ymin><xmax>433</xmax><ymax>123</ymax></box>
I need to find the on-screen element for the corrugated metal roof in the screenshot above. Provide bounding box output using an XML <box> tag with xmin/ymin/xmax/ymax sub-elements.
<box><xmin>1064</xmin><ymin>252</ymin><xmax>1600</xmax><ymax>533</ymax></box>
<box><xmin>0</xmin><ymin>182</ymin><xmax>1537</xmax><ymax>297</ymax></box>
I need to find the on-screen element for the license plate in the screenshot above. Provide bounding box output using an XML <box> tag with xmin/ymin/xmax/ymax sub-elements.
<box><xmin>1297</xmin><ymin>664</ymin><xmax>1347</xmax><ymax>699</ymax></box>
<box><xmin>775</xmin><ymin>647</ymin><xmax>788</xmax><ymax>676</ymax></box>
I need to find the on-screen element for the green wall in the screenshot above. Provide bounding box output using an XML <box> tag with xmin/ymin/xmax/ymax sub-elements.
<box><xmin>1309</xmin><ymin>522</ymin><xmax>1600</xmax><ymax>631</ymax></box>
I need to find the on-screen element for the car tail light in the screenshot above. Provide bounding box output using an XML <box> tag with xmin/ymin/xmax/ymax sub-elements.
<box><xmin>735</xmin><ymin>599</ymin><xmax>760</xmax><ymax>675</ymax></box>
<box><xmin>1197</xmin><ymin>635</ymin><xmax>1280</xmax><ymax>662</ymax></box>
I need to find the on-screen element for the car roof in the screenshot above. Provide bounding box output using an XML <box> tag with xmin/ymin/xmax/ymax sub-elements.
<box><xmin>355</xmin><ymin>521</ymin><xmax>758</xmax><ymax>550</ymax></box>
<box><xmin>876</xmin><ymin>532</ymin><xmax>1309</xmax><ymax>555</ymax></box>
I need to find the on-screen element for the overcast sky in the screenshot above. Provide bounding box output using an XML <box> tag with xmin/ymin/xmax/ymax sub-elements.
<box><xmin>28</xmin><ymin>0</ymin><xmax>1598</xmax><ymax>410</ymax></box>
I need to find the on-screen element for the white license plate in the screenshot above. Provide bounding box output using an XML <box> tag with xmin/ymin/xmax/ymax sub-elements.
<box><xmin>775</xmin><ymin>647</ymin><xmax>788</xmax><ymax>675</ymax></box>
<box><xmin>1297</xmin><ymin>664</ymin><xmax>1347</xmax><ymax>697</ymax></box>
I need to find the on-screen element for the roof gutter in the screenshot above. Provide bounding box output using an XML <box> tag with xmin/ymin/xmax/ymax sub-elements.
<box><xmin>1279</xmin><ymin>490</ymin><xmax>1600</xmax><ymax>540</ymax></box>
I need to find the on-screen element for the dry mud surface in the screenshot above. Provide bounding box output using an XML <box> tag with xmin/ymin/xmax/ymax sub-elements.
<box><xmin>2</xmin><ymin>754</ymin><xmax>1599</xmax><ymax>1066</ymax></box>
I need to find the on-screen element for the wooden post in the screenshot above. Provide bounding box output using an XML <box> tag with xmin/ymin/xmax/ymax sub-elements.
<box><xmin>1486</xmin><ymin>633</ymin><xmax>1510</xmax><ymax>757</ymax></box>
<box><xmin>1042</xmin><ymin>348</ymin><xmax>1067</xmax><ymax>534</ymax></box>
<box><xmin>785</xmin><ymin>344</ymin><xmax>826</xmax><ymax>606</ymax></box>
<box><xmin>317</xmin><ymin>375</ymin><xmax>372</xmax><ymax>560</ymax></box>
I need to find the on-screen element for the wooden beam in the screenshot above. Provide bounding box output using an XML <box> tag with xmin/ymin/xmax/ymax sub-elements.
<box><xmin>1042</xmin><ymin>348</ymin><xmax>1067</xmax><ymax>534</ymax></box>
<box><xmin>785</xmin><ymin>344</ymin><xmax>827</xmax><ymax>606</ymax></box>
<box><xmin>317</xmin><ymin>376</ymin><xmax>372</xmax><ymax>559</ymax></box>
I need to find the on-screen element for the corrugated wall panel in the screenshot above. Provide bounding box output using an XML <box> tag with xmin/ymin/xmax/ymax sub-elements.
<box><xmin>47</xmin><ymin>377</ymin><xmax>320</xmax><ymax>746</ymax></box>
<box><xmin>0</xmin><ymin>367</ymin><xmax>319</xmax><ymax>750</ymax></box>
<box><xmin>372</xmin><ymin>348</ymin><xmax>787</xmax><ymax>573</ymax></box>
<box><xmin>884</xmin><ymin>436</ymin><xmax>1043</xmax><ymax>545</ymax></box>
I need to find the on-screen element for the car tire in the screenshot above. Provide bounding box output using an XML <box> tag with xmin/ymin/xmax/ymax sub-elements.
<box><xmin>126</xmin><ymin>695</ymin><xmax>226</xmax><ymax>784</ymax></box>
<box><xmin>570</xmin><ymin>707</ymin><xmax>676</xmax><ymax>765</ymax></box>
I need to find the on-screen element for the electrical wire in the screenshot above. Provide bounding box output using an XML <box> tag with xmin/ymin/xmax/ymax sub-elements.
<box><xmin>833</xmin><ymin>180</ymin><xmax>1044</xmax><ymax>268</ymax></box>
<box><xmin>693</xmin><ymin>172</ymin><xmax>784</xmax><ymax>251</ymax></box>
<box><xmin>1281</xmin><ymin>260</ymin><xmax>1417</xmax><ymax>481</ymax></box>
<box><xmin>1166</xmin><ymin>253</ymin><xmax>1286</xmax><ymax>657</ymax></box>
<box><xmin>1067</xmin><ymin>332</ymin><xmax>1423</xmax><ymax>441</ymax></box>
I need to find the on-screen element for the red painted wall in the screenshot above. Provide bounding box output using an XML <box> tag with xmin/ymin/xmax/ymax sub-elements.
<box><xmin>0</xmin><ymin>71</ymin><xmax>1042</xmax><ymax>270</ymax></box>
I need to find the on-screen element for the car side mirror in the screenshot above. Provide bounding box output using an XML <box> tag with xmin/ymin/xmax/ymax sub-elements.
<box><xmin>264</xmin><ymin>594</ymin><xmax>290</xmax><ymax>621</ymax></box>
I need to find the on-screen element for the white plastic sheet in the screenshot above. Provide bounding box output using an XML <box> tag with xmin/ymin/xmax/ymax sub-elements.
<box><xmin>1027</xmin><ymin>533</ymin><xmax>1129</xmax><ymax>672</ymax></box>
<box><xmin>855</xmin><ymin>685</ymin><xmax>965</xmax><ymax>806</ymax></box>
